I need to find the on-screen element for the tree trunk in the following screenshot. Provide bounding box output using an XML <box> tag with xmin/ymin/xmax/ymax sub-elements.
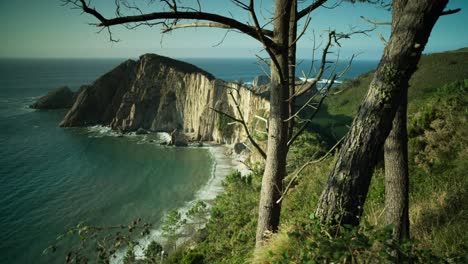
<box><xmin>384</xmin><ymin>92</ymin><xmax>410</xmax><ymax>241</ymax></box>
<box><xmin>255</xmin><ymin>0</ymin><xmax>291</xmax><ymax>248</ymax></box>
<box><xmin>384</xmin><ymin>0</ymin><xmax>410</xmax><ymax>243</ymax></box>
<box><xmin>288</xmin><ymin>1</ymin><xmax>297</xmax><ymax>140</ymax></box>
<box><xmin>315</xmin><ymin>0</ymin><xmax>448</xmax><ymax>226</ymax></box>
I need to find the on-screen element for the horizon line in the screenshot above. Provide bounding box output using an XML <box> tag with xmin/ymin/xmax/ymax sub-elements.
<box><xmin>0</xmin><ymin>56</ymin><xmax>380</xmax><ymax>61</ymax></box>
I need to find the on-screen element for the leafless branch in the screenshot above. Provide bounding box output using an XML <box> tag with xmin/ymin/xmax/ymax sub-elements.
<box><xmin>211</xmin><ymin>83</ymin><xmax>267</xmax><ymax>159</ymax></box>
<box><xmin>360</xmin><ymin>16</ymin><xmax>391</xmax><ymax>25</ymax></box>
<box><xmin>287</xmin><ymin>74</ymin><xmax>336</xmax><ymax>148</ymax></box>
<box><xmin>161</xmin><ymin>22</ymin><xmax>274</xmax><ymax>37</ymax></box>
<box><xmin>288</xmin><ymin>30</ymin><xmax>335</xmax><ymax>101</ymax></box>
<box><xmin>440</xmin><ymin>8</ymin><xmax>461</xmax><ymax>16</ymax></box>
<box><xmin>248</xmin><ymin>0</ymin><xmax>285</xmax><ymax>83</ymax></box>
<box><xmin>297</xmin><ymin>0</ymin><xmax>328</xmax><ymax>20</ymax></box>
<box><xmin>277</xmin><ymin>134</ymin><xmax>346</xmax><ymax>204</ymax></box>
<box><xmin>62</xmin><ymin>0</ymin><xmax>277</xmax><ymax>49</ymax></box>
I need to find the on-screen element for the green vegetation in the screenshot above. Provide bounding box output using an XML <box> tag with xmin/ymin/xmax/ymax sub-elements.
<box><xmin>315</xmin><ymin>49</ymin><xmax>468</xmax><ymax>141</ymax></box>
<box><xmin>162</xmin><ymin>50</ymin><xmax>467</xmax><ymax>263</ymax></box>
<box><xmin>46</xmin><ymin>50</ymin><xmax>467</xmax><ymax>263</ymax></box>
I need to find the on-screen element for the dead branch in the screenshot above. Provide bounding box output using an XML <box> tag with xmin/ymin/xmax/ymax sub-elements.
<box><xmin>297</xmin><ymin>0</ymin><xmax>328</xmax><ymax>20</ymax></box>
<box><xmin>360</xmin><ymin>16</ymin><xmax>391</xmax><ymax>25</ymax></box>
<box><xmin>288</xmin><ymin>30</ymin><xmax>335</xmax><ymax>101</ymax></box>
<box><xmin>440</xmin><ymin>8</ymin><xmax>461</xmax><ymax>16</ymax></box>
<box><xmin>277</xmin><ymin>134</ymin><xmax>346</xmax><ymax>204</ymax></box>
<box><xmin>248</xmin><ymin>0</ymin><xmax>285</xmax><ymax>84</ymax></box>
<box><xmin>63</xmin><ymin>0</ymin><xmax>278</xmax><ymax>49</ymax></box>
<box><xmin>287</xmin><ymin>74</ymin><xmax>336</xmax><ymax>148</ymax></box>
<box><xmin>211</xmin><ymin>82</ymin><xmax>267</xmax><ymax>159</ymax></box>
<box><xmin>161</xmin><ymin>22</ymin><xmax>274</xmax><ymax>36</ymax></box>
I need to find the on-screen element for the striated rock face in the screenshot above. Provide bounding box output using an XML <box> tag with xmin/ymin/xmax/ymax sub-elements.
<box><xmin>60</xmin><ymin>54</ymin><xmax>270</xmax><ymax>144</ymax></box>
<box><xmin>31</xmin><ymin>86</ymin><xmax>76</xmax><ymax>109</ymax></box>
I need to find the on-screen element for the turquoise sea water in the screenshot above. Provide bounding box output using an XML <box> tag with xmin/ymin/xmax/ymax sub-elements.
<box><xmin>0</xmin><ymin>58</ymin><xmax>378</xmax><ymax>264</ymax></box>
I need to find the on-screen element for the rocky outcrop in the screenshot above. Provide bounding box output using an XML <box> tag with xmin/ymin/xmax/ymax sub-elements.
<box><xmin>30</xmin><ymin>86</ymin><xmax>76</xmax><ymax>109</ymax></box>
<box><xmin>60</xmin><ymin>54</ymin><xmax>270</xmax><ymax>144</ymax></box>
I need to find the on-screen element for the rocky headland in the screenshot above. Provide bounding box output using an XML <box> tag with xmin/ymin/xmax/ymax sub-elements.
<box><xmin>54</xmin><ymin>54</ymin><xmax>270</xmax><ymax>146</ymax></box>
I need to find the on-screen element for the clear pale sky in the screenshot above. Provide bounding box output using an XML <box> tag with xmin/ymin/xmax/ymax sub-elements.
<box><xmin>1</xmin><ymin>0</ymin><xmax>467</xmax><ymax>60</ymax></box>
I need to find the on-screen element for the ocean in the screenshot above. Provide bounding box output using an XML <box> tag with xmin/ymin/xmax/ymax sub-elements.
<box><xmin>0</xmin><ymin>57</ymin><xmax>377</xmax><ymax>264</ymax></box>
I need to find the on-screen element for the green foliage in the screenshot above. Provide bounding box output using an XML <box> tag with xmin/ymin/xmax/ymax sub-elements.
<box><xmin>186</xmin><ymin>201</ymin><xmax>208</xmax><ymax>224</ymax></box>
<box><xmin>408</xmin><ymin>80</ymin><xmax>467</xmax><ymax>172</ymax></box>
<box><xmin>48</xmin><ymin>49</ymin><xmax>468</xmax><ymax>262</ymax></box>
<box><xmin>314</xmin><ymin>50</ymin><xmax>468</xmax><ymax>142</ymax></box>
<box><xmin>267</xmin><ymin>217</ymin><xmax>452</xmax><ymax>264</ymax></box>
<box><xmin>161</xmin><ymin>210</ymin><xmax>186</xmax><ymax>248</ymax></box>
<box><xmin>167</xmin><ymin>170</ymin><xmax>261</xmax><ymax>263</ymax></box>
<box><xmin>287</xmin><ymin>131</ymin><xmax>327</xmax><ymax>170</ymax></box>
<box><xmin>145</xmin><ymin>241</ymin><xmax>164</xmax><ymax>263</ymax></box>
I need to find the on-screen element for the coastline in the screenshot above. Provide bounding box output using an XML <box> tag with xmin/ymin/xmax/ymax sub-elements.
<box><xmin>111</xmin><ymin>138</ymin><xmax>251</xmax><ymax>262</ymax></box>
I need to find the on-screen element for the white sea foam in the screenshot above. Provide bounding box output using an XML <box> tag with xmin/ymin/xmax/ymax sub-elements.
<box><xmin>299</xmin><ymin>77</ymin><xmax>343</xmax><ymax>84</ymax></box>
<box><xmin>111</xmin><ymin>144</ymin><xmax>251</xmax><ymax>263</ymax></box>
<box><xmin>85</xmin><ymin>126</ymin><xmax>171</xmax><ymax>145</ymax></box>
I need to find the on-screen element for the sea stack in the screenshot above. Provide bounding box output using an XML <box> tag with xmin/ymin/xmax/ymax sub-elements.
<box><xmin>30</xmin><ymin>86</ymin><xmax>76</xmax><ymax>109</ymax></box>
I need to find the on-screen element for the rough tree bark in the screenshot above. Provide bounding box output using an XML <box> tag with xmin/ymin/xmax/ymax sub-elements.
<box><xmin>288</xmin><ymin>1</ymin><xmax>298</xmax><ymax>140</ymax></box>
<box><xmin>255</xmin><ymin>0</ymin><xmax>291</xmax><ymax>248</ymax></box>
<box><xmin>384</xmin><ymin>0</ymin><xmax>410</xmax><ymax>243</ymax></box>
<box><xmin>315</xmin><ymin>0</ymin><xmax>448</xmax><ymax>226</ymax></box>
<box><xmin>384</xmin><ymin>93</ymin><xmax>410</xmax><ymax>241</ymax></box>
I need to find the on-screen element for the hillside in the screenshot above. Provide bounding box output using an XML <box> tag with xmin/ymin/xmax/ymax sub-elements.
<box><xmin>49</xmin><ymin>49</ymin><xmax>468</xmax><ymax>263</ymax></box>
<box><xmin>171</xmin><ymin>49</ymin><xmax>467</xmax><ymax>263</ymax></box>
<box><xmin>314</xmin><ymin>48</ymin><xmax>468</xmax><ymax>140</ymax></box>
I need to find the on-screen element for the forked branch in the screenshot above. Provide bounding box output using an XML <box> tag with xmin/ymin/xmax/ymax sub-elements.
<box><xmin>211</xmin><ymin>83</ymin><xmax>267</xmax><ymax>159</ymax></box>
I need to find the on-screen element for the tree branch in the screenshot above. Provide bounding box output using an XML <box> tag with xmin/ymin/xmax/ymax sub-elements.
<box><xmin>65</xmin><ymin>0</ymin><xmax>277</xmax><ymax>49</ymax></box>
<box><xmin>360</xmin><ymin>16</ymin><xmax>391</xmax><ymax>25</ymax></box>
<box><xmin>297</xmin><ymin>0</ymin><xmax>328</xmax><ymax>20</ymax></box>
<box><xmin>288</xmin><ymin>30</ymin><xmax>335</xmax><ymax>101</ymax></box>
<box><xmin>211</xmin><ymin>83</ymin><xmax>267</xmax><ymax>160</ymax></box>
<box><xmin>161</xmin><ymin>21</ymin><xmax>274</xmax><ymax>37</ymax></box>
<box><xmin>440</xmin><ymin>8</ymin><xmax>461</xmax><ymax>16</ymax></box>
<box><xmin>277</xmin><ymin>134</ymin><xmax>346</xmax><ymax>204</ymax></box>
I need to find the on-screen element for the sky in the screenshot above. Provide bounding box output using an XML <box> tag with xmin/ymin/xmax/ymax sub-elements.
<box><xmin>0</xmin><ymin>0</ymin><xmax>467</xmax><ymax>60</ymax></box>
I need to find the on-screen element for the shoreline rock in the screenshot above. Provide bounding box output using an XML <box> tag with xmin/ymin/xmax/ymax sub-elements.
<box><xmin>30</xmin><ymin>86</ymin><xmax>76</xmax><ymax>109</ymax></box>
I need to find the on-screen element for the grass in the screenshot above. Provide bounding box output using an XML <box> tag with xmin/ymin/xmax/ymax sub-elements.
<box><xmin>94</xmin><ymin>48</ymin><xmax>468</xmax><ymax>263</ymax></box>
<box><xmin>149</xmin><ymin>49</ymin><xmax>468</xmax><ymax>263</ymax></box>
<box><xmin>314</xmin><ymin>49</ymin><xmax>468</xmax><ymax>141</ymax></box>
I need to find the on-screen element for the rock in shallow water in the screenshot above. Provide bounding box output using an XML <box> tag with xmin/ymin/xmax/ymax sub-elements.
<box><xmin>30</xmin><ymin>86</ymin><xmax>76</xmax><ymax>109</ymax></box>
<box><xmin>135</xmin><ymin>128</ymin><xmax>149</xmax><ymax>135</ymax></box>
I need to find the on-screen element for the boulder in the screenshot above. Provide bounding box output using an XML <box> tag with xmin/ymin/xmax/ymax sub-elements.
<box><xmin>169</xmin><ymin>129</ymin><xmax>188</xmax><ymax>147</ymax></box>
<box><xmin>30</xmin><ymin>86</ymin><xmax>76</xmax><ymax>109</ymax></box>
<box><xmin>135</xmin><ymin>128</ymin><xmax>149</xmax><ymax>135</ymax></box>
<box><xmin>233</xmin><ymin>142</ymin><xmax>247</xmax><ymax>154</ymax></box>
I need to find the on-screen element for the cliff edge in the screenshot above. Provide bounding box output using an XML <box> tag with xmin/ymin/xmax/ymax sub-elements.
<box><xmin>59</xmin><ymin>54</ymin><xmax>269</xmax><ymax>144</ymax></box>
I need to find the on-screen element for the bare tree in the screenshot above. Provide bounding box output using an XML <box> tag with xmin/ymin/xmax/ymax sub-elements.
<box><xmin>62</xmin><ymin>0</ymin><xmax>337</xmax><ymax>248</ymax></box>
<box><xmin>315</xmin><ymin>0</ymin><xmax>454</xmax><ymax>229</ymax></box>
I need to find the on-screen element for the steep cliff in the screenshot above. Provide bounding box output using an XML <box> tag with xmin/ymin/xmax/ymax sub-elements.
<box><xmin>60</xmin><ymin>54</ymin><xmax>270</xmax><ymax>144</ymax></box>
